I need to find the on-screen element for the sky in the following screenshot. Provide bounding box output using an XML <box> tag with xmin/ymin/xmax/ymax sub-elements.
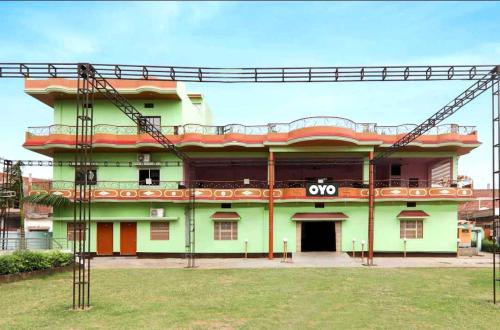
<box><xmin>0</xmin><ymin>1</ymin><xmax>499</xmax><ymax>187</ymax></box>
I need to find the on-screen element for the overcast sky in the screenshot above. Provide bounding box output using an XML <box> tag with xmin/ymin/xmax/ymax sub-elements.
<box><xmin>0</xmin><ymin>1</ymin><xmax>499</xmax><ymax>187</ymax></box>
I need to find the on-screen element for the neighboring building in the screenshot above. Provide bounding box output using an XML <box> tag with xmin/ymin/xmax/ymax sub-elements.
<box><xmin>0</xmin><ymin>172</ymin><xmax>53</xmax><ymax>232</ymax></box>
<box><xmin>24</xmin><ymin>78</ymin><xmax>479</xmax><ymax>257</ymax></box>
<box><xmin>459</xmin><ymin>189</ymin><xmax>496</xmax><ymax>239</ymax></box>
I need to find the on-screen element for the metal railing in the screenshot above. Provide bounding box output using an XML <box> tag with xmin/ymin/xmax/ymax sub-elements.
<box><xmin>0</xmin><ymin>236</ymin><xmax>68</xmax><ymax>250</ymax></box>
<box><xmin>30</xmin><ymin>178</ymin><xmax>467</xmax><ymax>192</ymax></box>
<box><xmin>26</xmin><ymin>116</ymin><xmax>476</xmax><ymax>138</ymax></box>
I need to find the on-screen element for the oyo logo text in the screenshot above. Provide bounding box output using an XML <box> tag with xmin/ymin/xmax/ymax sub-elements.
<box><xmin>306</xmin><ymin>183</ymin><xmax>339</xmax><ymax>197</ymax></box>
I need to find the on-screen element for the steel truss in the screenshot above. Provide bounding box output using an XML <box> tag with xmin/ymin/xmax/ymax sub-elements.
<box><xmin>1</xmin><ymin>159</ymin><xmax>13</xmax><ymax>249</ymax></box>
<box><xmin>72</xmin><ymin>65</ymin><xmax>94</xmax><ymax>309</ymax></box>
<box><xmin>6</xmin><ymin>159</ymin><xmax>368</xmax><ymax>168</ymax></box>
<box><xmin>0</xmin><ymin>61</ymin><xmax>499</xmax><ymax>303</ymax></box>
<box><xmin>375</xmin><ymin>67</ymin><xmax>499</xmax><ymax>161</ymax></box>
<box><xmin>68</xmin><ymin>64</ymin><xmax>196</xmax><ymax>308</ymax></box>
<box><xmin>0</xmin><ymin>63</ymin><xmax>496</xmax><ymax>82</ymax></box>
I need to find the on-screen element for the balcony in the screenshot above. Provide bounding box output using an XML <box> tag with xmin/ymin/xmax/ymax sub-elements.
<box><xmin>29</xmin><ymin>180</ymin><xmax>474</xmax><ymax>202</ymax></box>
<box><xmin>24</xmin><ymin>116</ymin><xmax>479</xmax><ymax>151</ymax></box>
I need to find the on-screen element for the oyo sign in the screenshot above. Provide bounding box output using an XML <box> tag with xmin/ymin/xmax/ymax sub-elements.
<box><xmin>306</xmin><ymin>182</ymin><xmax>339</xmax><ymax>197</ymax></box>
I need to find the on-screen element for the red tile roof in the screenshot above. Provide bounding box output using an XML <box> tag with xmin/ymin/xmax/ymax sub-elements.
<box><xmin>210</xmin><ymin>212</ymin><xmax>240</xmax><ymax>220</ymax></box>
<box><xmin>397</xmin><ymin>210</ymin><xmax>430</xmax><ymax>219</ymax></box>
<box><xmin>291</xmin><ymin>212</ymin><xmax>348</xmax><ymax>220</ymax></box>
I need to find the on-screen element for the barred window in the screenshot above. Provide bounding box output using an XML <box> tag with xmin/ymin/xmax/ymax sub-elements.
<box><xmin>400</xmin><ymin>220</ymin><xmax>423</xmax><ymax>239</ymax></box>
<box><xmin>139</xmin><ymin>116</ymin><xmax>161</xmax><ymax>133</ymax></box>
<box><xmin>67</xmin><ymin>222</ymin><xmax>86</xmax><ymax>241</ymax></box>
<box><xmin>214</xmin><ymin>221</ymin><xmax>238</xmax><ymax>240</ymax></box>
<box><xmin>150</xmin><ymin>222</ymin><xmax>169</xmax><ymax>240</ymax></box>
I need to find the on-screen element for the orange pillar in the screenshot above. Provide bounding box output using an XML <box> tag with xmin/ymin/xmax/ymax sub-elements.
<box><xmin>368</xmin><ymin>151</ymin><xmax>375</xmax><ymax>265</ymax></box>
<box><xmin>268</xmin><ymin>151</ymin><xmax>275</xmax><ymax>259</ymax></box>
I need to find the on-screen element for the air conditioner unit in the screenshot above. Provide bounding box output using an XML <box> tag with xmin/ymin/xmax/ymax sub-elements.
<box><xmin>137</xmin><ymin>153</ymin><xmax>151</xmax><ymax>163</ymax></box>
<box><xmin>150</xmin><ymin>208</ymin><xmax>164</xmax><ymax>218</ymax></box>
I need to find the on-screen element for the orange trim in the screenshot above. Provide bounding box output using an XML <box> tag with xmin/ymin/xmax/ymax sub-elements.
<box><xmin>25</xmin><ymin>78</ymin><xmax>177</xmax><ymax>91</ymax></box>
<box><xmin>24</xmin><ymin>128</ymin><xmax>479</xmax><ymax>150</ymax></box>
<box><xmin>31</xmin><ymin>187</ymin><xmax>474</xmax><ymax>201</ymax></box>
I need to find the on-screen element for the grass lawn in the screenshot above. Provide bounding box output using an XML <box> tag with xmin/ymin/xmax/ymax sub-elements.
<box><xmin>1</xmin><ymin>267</ymin><xmax>499</xmax><ymax>329</ymax></box>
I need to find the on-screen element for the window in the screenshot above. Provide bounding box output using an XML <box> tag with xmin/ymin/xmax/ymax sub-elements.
<box><xmin>406</xmin><ymin>202</ymin><xmax>417</xmax><ymax>208</ymax></box>
<box><xmin>75</xmin><ymin>169</ymin><xmax>97</xmax><ymax>185</ymax></box>
<box><xmin>400</xmin><ymin>220</ymin><xmax>423</xmax><ymax>239</ymax></box>
<box><xmin>144</xmin><ymin>103</ymin><xmax>155</xmax><ymax>108</ymax></box>
<box><xmin>150</xmin><ymin>222</ymin><xmax>169</xmax><ymax>240</ymax></box>
<box><xmin>139</xmin><ymin>169</ymin><xmax>160</xmax><ymax>185</ymax></box>
<box><xmin>315</xmin><ymin>202</ymin><xmax>325</xmax><ymax>208</ymax></box>
<box><xmin>214</xmin><ymin>221</ymin><xmax>238</xmax><ymax>240</ymax></box>
<box><xmin>138</xmin><ymin>116</ymin><xmax>161</xmax><ymax>133</ymax></box>
<box><xmin>67</xmin><ymin>222</ymin><xmax>86</xmax><ymax>241</ymax></box>
<box><xmin>391</xmin><ymin>164</ymin><xmax>402</xmax><ymax>176</ymax></box>
<box><xmin>221</xmin><ymin>203</ymin><xmax>232</xmax><ymax>209</ymax></box>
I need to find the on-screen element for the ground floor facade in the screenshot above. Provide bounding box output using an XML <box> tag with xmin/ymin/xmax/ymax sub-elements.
<box><xmin>52</xmin><ymin>201</ymin><xmax>459</xmax><ymax>256</ymax></box>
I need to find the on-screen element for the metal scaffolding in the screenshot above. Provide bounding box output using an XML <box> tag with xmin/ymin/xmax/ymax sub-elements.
<box><xmin>1</xmin><ymin>159</ymin><xmax>13</xmax><ymax>250</ymax></box>
<box><xmin>0</xmin><ymin>61</ymin><xmax>499</xmax><ymax>304</ymax></box>
<box><xmin>0</xmin><ymin>63</ymin><xmax>496</xmax><ymax>82</ymax></box>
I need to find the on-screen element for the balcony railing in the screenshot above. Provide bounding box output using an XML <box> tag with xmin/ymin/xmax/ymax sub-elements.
<box><xmin>31</xmin><ymin>179</ymin><xmax>468</xmax><ymax>192</ymax></box>
<box><xmin>26</xmin><ymin>116</ymin><xmax>476</xmax><ymax>138</ymax></box>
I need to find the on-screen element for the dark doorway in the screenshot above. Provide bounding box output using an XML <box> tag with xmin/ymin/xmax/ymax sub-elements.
<box><xmin>301</xmin><ymin>221</ymin><xmax>336</xmax><ymax>252</ymax></box>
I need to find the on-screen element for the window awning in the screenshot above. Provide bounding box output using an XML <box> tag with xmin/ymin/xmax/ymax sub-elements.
<box><xmin>291</xmin><ymin>212</ymin><xmax>348</xmax><ymax>221</ymax></box>
<box><xmin>210</xmin><ymin>212</ymin><xmax>241</xmax><ymax>221</ymax></box>
<box><xmin>397</xmin><ymin>210</ymin><xmax>430</xmax><ymax>219</ymax></box>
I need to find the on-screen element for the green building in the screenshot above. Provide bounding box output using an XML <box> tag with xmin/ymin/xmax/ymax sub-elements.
<box><xmin>24</xmin><ymin>78</ymin><xmax>478</xmax><ymax>257</ymax></box>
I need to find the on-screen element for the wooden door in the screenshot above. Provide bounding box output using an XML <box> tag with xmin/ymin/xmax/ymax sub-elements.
<box><xmin>120</xmin><ymin>222</ymin><xmax>137</xmax><ymax>255</ymax></box>
<box><xmin>97</xmin><ymin>222</ymin><xmax>113</xmax><ymax>255</ymax></box>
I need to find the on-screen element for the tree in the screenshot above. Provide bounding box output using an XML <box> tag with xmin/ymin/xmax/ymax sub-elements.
<box><xmin>23</xmin><ymin>193</ymin><xmax>72</xmax><ymax>208</ymax></box>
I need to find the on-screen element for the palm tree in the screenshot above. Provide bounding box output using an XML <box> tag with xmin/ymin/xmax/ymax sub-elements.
<box><xmin>23</xmin><ymin>193</ymin><xmax>72</xmax><ymax>208</ymax></box>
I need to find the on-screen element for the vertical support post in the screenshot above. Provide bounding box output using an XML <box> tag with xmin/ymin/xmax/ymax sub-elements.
<box><xmin>244</xmin><ymin>239</ymin><xmax>248</xmax><ymax>259</ymax></box>
<box><xmin>361</xmin><ymin>240</ymin><xmax>365</xmax><ymax>263</ymax></box>
<box><xmin>1</xmin><ymin>159</ymin><xmax>13</xmax><ymax>250</ymax></box>
<box><xmin>185</xmin><ymin>161</ymin><xmax>196</xmax><ymax>268</ymax></box>
<box><xmin>72</xmin><ymin>63</ymin><xmax>95</xmax><ymax>310</ymax></box>
<box><xmin>492</xmin><ymin>74</ymin><xmax>500</xmax><ymax>304</ymax></box>
<box><xmin>368</xmin><ymin>151</ymin><xmax>375</xmax><ymax>265</ymax></box>
<box><xmin>404</xmin><ymin>239</ymin><xmax>407</xmax><ymax>258</ymax></box>
<box><xmin>268</xmin><ymin>151</ymin><xmax>275</xmax><ymax>259</ymax></box>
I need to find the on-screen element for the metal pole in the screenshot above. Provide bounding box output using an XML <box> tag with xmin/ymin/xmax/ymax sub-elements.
<box><xmin>268</xmin><ymin>151</ymin><xmax>275</xmax><ymax>260</ymax></box>
<box><xmin>493</xmin><ymin>76</ymin><xmax>500</xmax><ymax>304</ymax></box>
<box><xmin>244</xmin><ymin>239</ymin><xmax>248</xmax><ymax>259</ymax></box>
<box><xmin>368</xmin><ymin>151</ymin><xmax>375</xmax><ymax>265</ymax></box>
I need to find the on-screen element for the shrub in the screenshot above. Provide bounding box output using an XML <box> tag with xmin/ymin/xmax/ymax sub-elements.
<box><xmin>0</xmin><ymin>250</ymin><xmax>73</xmax><ymax>275</ymax></box>
<box><xmin>481</xmin><ymin>239</ymin><xmax>497</xmax><ymax>253</ymax></box>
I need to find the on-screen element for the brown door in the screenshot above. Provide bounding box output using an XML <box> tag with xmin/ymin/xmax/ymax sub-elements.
<box><xmin>120</xmin><ymin>222</ymin><xmax>137</xmax><ymax>255</ymax></box>
<box><xmin>97</xmin><ymin>222</ymin><xmax>113</xmax><ymax>255</ymax></box>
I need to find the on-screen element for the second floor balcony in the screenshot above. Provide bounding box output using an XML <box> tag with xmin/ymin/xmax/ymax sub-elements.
<box><xmin>24</xmin><ymin>116</ymin><xmax>479</xmax><ymax>150</ymax></box>
<box><xmin>29</xmin><ymin>179</ymin><xmax>474</xmax><ymax>202</ymax></box>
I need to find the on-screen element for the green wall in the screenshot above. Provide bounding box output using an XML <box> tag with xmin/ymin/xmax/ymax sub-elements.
<box><xmin>54</xmin><ymin>99</ymin><xmax>184</xmax><ymax>126</ymax></box>
<box><xmin>52</xmin><ymin>200</ymin><xmax>459</xmax><ymax>254</ymax></box>
<box><xmin>373</xmin><ymin>201</ymin><xmax>458</xmax><ymax>252</ymax></box>
<box><xmin>53</xmin><ymin>152</ymin><xmax>184</xmax><ymax>183</ymax></box>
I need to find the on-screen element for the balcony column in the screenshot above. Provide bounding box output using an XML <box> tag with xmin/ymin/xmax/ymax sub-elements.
<box><xmin>368</xmin><ymin>151</ymin><xmax>375</xmax><ymax>265</ymax></box>
<box><xmin>268</xmin><ymin>151</ymin><xmax>275</xmax><ymax>260</ymax></box>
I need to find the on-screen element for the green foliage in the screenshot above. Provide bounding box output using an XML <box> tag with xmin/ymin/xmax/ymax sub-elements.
<box><xmin>23</xmin><ymin>193</ymin><xmax>71</xmax><ymax>208</ymax></box>
<box><xmin>481</xmin><ymin>239</ymin><xmax>497</xmax><ymax>253</ymax></box>
<box><xmin>0</xmin><ymin>250</ymin><xmax>72</xmax><ymax>275</ymax></box>
<box><xmin>11</xmin><ymin>161</ymin><xmax>24</xmax><ymax>209</ymax></box>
